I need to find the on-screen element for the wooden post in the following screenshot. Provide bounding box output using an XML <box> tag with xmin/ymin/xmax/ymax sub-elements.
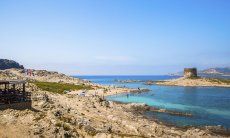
<box><xmin>23</xmin><ymin>83</ymin><xmax>25</xmax><ymax>92</ymax></box>
<box><xmin>13</xmin><ymin>84</ymin><xmax>16</xmax><ymax>90</ymax></box>
<box><xmin>22</xmin><ymin>83</ymin><xmax>26</xmax><ymax>101</ymax></box>
<box><xmin>4</xmin><ymin>84</ymin><xmax>7</xmax><ymax>92</ymax></box>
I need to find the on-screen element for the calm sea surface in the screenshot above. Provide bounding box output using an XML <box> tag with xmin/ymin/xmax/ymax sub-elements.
<box><xmin>75</xmin><ymin>76</ymin><xmax>230</xmax><ymax>128</ymax></box>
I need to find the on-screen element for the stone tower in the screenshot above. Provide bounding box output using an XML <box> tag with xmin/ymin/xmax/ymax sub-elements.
<box><xmin>184</xmin><ymin>68</ymin><xmax>198</xmax><ymax>78</ymax></box>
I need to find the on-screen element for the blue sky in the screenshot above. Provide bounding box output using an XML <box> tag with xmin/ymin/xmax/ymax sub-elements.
<box><xmin>0</xmin><ymin>0</ymin><xmax>229</xmax><ymax>75</ymax></box>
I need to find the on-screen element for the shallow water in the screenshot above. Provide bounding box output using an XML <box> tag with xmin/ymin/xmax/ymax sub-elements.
<box><xmin>76</xmin><ymin>76</ymin><xmax>230</xmax><ymax>128</ymax></box>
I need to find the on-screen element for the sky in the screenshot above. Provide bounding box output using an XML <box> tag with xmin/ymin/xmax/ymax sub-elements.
<box><xmin>0</xmin><ymin>0</ymin><xmax>229</xmax><ymax>75</ymax></box>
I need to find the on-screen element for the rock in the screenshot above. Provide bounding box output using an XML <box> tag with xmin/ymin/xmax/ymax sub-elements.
<box><xmin>69</xmin><ymin>118</ymin><xmax>77</xmax><ymax>125</ymax></box>
<box><xmin>145</xmin><ymin>80</ymin><xmax>155</xmax><ymax>85</ymax></box>
<box><xmin>54</xmin><ymin>110</ymin><xmax>63</xmax><ymax>117</ymax></box>
<box><xmin>108</xmin><ymin>101</ymin><xmax>114</xmax><ymax>107</ymax></box>
<box><xmin>43</xmin><ymin>94</ymin><xmax>49</xmax><ymax>102</ymax></box>
<box><xmin>154</xmin><ymin>127</ymin><xmax>164</xmax><ymax>136</ymax></box>
<box><xmin>130</xmin><ymin>88</ymin><xmax>150</xmax><ymax>93</ymax></box>
<box><xmin>83</xmin><ymin>125</ymin><xmax>98</xmax><ymax>136</ymax></box>
<box><xmin>205</xmin><ymin>125</ymin><xmax>227</xmax><ymax>135</ymax></box>
<box><xmin>76</xmin><ymin>118</ymin><xmax>89</xmax><ymax>129</ymax></box>
<box><xmin>116</xmin><ymin>80</ymin><xmax>142</xmax><ymax>83</ymax></box>
<box><xmin>104</xmin><ymin>125</ymin><xmax>112</xmax><ymax>133</ymax></box>
<box><xmin>64</xmin><ymin>131</ymin><xmax>72</xmax><ymax>138</ymax></box>
<box><xmin>53</xmin><ymin>127</ymin><xmax>59</xmax><ymax>134</ymax></box>
<box><xmin>128</xmin><ymin>103</ymin><xmax>150</xmax><ymax>111</ymax></box>
<box><xmin>101</xmin><ymin>101</ymin><xmax>110</xmax><ymax>108</ymax></box>
<box><xmin>67</xmin><ymin>108</ymin><xmax>71</xmax><ymax>113</ymax></box>
<box><xmin>94</xmin><ymin>96</ymin><xmax>104</xmax><ymax>103</ymax></box>
<box><xmin>41</xmin><ymin>102</ymin><xmax>50</xmax><ymax>109</ymax></box>
<box><xmin>33</xmin><ymin>125</ymin><xmax>44</xmax><ymax>135</ymax></box>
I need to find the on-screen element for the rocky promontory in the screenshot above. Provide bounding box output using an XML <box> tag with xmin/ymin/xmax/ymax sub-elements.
<box><xmin>0</xmin><ymin>59</ymin><xmax>24</xmax><ymax>70</ymax></box>
<box><xmin>156</xmin><ymin>77</ymin><xmax>230</xmax><ymax>87</ymax></box>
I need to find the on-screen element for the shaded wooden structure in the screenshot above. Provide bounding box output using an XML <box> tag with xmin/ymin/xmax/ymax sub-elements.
<box><xmin>0</xmin><ymin>80</ymin><xmax>31</xmax><ymax>110</ymax></box>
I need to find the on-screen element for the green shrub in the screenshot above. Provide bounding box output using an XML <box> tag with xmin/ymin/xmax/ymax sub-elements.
<box><xmin>55</xmin><ymin>122</ymin><xmax>71</xmax><ymax>131</ymax></box>
<box><xmin>55</xmin><ymin>122</ymin><xmax>62</xmax><ymax>127</ymax></box>
<box><xmin>63</xmin><ymin>123</ymin><xmax>71</xmax><ymax>131</ymax></box>
<box><xmin>32</xmin><ymin>81</ymin><xmax>92</xmax><ymax>94</ymax></box>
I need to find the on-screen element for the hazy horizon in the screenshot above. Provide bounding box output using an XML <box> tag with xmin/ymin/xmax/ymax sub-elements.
<box><xmin>1</xmin><ymin>0</ymin><xmax>229</xmax><ymax>75</ymax></box>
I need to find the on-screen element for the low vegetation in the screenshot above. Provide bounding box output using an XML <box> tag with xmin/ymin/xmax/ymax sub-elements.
<box><xmin>207</xmin><ymin>78</ymin><xmax>230</xmax><ymax>85</ymax></box>
<box><xmin>187</xmin><ymin>76</ymin><xmax>201</xmax><ymax>79</ymax></box>
<box><xmin>32</xmin><ymin>81</ymin><xmax>92</xmax><ymax>94</ymax></box>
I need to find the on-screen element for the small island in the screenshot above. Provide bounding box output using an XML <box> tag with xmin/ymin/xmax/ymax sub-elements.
<box><xmin>156</xmin><ymin>68</ymin><xmax>230</xmax><ymax>87</ymax></box>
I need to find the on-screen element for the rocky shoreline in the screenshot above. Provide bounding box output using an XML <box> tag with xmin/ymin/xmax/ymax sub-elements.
<box><xmin>109</xmin><ymin>101</ymin><xmax>230</xmax><ymax>136</ymax></box>
<box><xmin>0</xmin><ymin>69</ymin><xmax>229</xmax><ymax>137</ymax></box>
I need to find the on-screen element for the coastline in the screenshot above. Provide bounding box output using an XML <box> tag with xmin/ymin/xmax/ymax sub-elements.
<box><xmin>102</xmin><ymin>100</ymin><xmax>230</xmax><ymax>136</ymax></box>
<box><xmin>0</xmin><ymin>69</ymin><xmax>229</xmax><ymax>137</ymax></box>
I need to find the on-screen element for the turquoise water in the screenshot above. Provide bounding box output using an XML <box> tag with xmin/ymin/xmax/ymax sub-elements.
<box><xmin>76</xmin><ymin>76</ymin><xmax>230</xmax><ymax>128</ymax></box>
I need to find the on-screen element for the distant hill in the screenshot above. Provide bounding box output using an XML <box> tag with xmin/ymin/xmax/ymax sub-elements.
<box><xmin>200</xmin><ymin>67</ymin><xmax>230</xmax><ymax>76</ymax></box>
<box><xmin>171</xmin><ymin>67</ymin><xmax>230</xmax><ymax>78</ymax></box>
<box><xmin>0</xmin><ymin>59</ymin><xmax>24</xmax><ymax>70</ymax></box>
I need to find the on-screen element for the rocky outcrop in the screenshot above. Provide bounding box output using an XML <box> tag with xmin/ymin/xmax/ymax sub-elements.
<box><xmin>0</xmin><ymin>68</ymin><xmax>86</xmax><ymax>84</ymax></box>
<box><xmin>127</xmin><ymin>103</ymin><xmax>150</xmax><ymax>111</ymax></box>
<box><xmin>115</xmin><ymin>80</ymin><xmax>143</xmax><ymax>83</ymax></box>
<box><xmin>130</xmin><ymin>88</ymin><xmax>150</xmax><ymax>93</ymax></box>
<box><xmin>0</xmin><ymin>59</ymin><xmax>24</xmax><ymax>70</ymax></box>
<box><xmin>145</xmin><ymin>80</ymin><xmax>155</xmax><ymax>85</ymax></box>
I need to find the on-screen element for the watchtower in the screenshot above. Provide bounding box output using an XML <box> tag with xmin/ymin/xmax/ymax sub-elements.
<box><xmin>184</xmin><ymin>68</ymin><xmax>198</xmax><ymax>78</ymax></box>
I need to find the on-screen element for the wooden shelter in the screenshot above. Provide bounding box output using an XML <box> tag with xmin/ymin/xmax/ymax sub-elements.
<box><xmin>0</xmin><ymin>80</ymin><xmax>31</xmax><ymax>110</ymax></box>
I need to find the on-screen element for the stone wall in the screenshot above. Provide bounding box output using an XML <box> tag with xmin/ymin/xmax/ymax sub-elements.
<box><xmin>184</xmin><ymin>68</ymin><xmax>198</xmax><ymax>78</ymax></box>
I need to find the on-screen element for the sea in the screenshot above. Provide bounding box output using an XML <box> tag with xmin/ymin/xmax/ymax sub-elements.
<box><xmin>75</xmin><ymin>75</ymin><xmax>230</xmax><ymax>129</ymax></box>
